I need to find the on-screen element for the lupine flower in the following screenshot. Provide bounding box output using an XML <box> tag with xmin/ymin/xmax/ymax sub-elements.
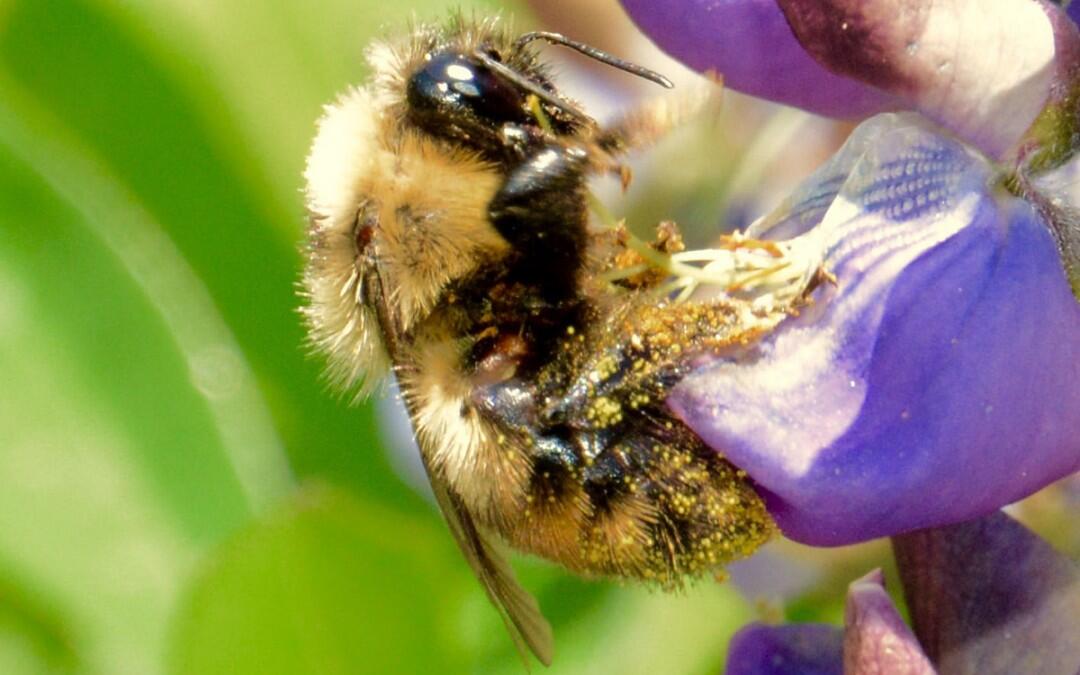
<box><xmin>618</xmin><ymin>0</ymin><xmax>1080</xmax><ymax>546</ymax></box>
<box><xmin>670</xmin><ymin>111</ymin><xmax>1080</xmax><ymax>545</ymax></box>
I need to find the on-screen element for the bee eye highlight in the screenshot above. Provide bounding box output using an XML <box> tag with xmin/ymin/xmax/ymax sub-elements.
<box><xmin>407</xmin><ymin>51</ymin><xmax>527</xmax><ymax>127</ymax></box>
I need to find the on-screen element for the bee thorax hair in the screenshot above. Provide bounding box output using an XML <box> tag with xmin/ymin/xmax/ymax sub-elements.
<box><xmin>303</xmin><ymin>85</ymin><xmax>510</xmax><ymax>393</ymax></box>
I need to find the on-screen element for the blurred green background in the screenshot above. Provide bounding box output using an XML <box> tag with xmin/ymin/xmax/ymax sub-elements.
<box><xmin>0</xmin><ymin>0</ymin><xmax>863</xmax><ymax>673</ymax></box>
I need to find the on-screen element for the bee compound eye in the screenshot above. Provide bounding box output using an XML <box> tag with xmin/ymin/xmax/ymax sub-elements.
<box><xmin>407</xmin><ymin>51</ymin><xmax>526</xmax><ymax>125</ymax></box>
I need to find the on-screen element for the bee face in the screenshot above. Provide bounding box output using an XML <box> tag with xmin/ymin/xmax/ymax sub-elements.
<box><xmin>374</xmin><ymin>19</ymin><xmax>587</xmax><ymax>158</ymax></box>
<box><xmin>302</xmin><ymin>16</ymin><xmax>777</xmax><ymax>666</ymax></box>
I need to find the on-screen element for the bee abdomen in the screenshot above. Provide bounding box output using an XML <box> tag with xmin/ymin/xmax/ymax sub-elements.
<box><xmin>578</xmin><ymin>424</ymin><xmax>773</xmax><ymax>586</ymax></box>
<box><xmin>502</xmin><ymin>413</ymin><xmax>774</xmax><ymax>586</ymax></box>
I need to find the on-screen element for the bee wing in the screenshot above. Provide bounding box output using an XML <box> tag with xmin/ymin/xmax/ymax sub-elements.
<box><xmin>425</xmin><ymin>470</ymin><xmax>553</xmax><ymax>667</ymax></box>
<box><xmin>362</xmin><ymin>267</ymin><xmax>551</xmax><ymax>664</ymax></box>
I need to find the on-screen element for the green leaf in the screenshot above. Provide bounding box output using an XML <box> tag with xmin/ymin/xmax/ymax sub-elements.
<box><xmin>0</xmin><ymin>0</ymin><xmax>361</xmax><ymax>505</ymax></box>
<box><xmin>168</xmin><ymin>484</ymin><xmax>469</xmax><ymax>675</ymax></box>
<box><xmin>0</xmin><ymin>562</ymin><xmax>79</xmax><ymax>674</ymax></box>
<box><xmin>0</xmin><ymin>81</ymin><xmax>289</xmax><ymax>674</ymax></box>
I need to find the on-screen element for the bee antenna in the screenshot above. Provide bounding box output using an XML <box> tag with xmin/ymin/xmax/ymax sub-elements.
<box><xmin>513</xmin><ymin>31</ymin><xmax>674</xmax><ymax>89</ymax></box>
<box><xmin>473</xmin><ymin>51</ymin><xmax>596</xmax><ymax>126</ymax></box>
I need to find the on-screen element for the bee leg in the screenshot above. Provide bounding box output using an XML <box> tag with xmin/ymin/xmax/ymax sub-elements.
<box><xmin>595</xmin><ymin>85</ymin><xmax>717</xmax><ymax>155</ymax></box>
<box><xmin>488</xmin><ymin>142</ymin><xmax>589</xmax><ymax>300</ymax></box>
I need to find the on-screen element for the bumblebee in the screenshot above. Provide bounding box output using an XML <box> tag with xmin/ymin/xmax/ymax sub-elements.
<box><xmin>302</xmin><ymin>16</ymin><xmax>791</xmax><ymax>665</ymax></box>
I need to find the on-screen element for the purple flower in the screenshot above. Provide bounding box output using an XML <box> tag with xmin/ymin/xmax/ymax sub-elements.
<box><xmin>612</xmin><ymin>0</ymin><xmax>1080</xmax><ymax>546</ymax></box>
<box><xmin>670</xmin><ymin>113</ymin><xmax>1080</xmax><ymax>545</ymax></box>
<box><xmin>724</xmin><ymin>512</ymin><xmax>1080</xmax><ymax>674</ymax></box>
<box><xmin>621</xmin><ymin>0</ymin><xmax>1080</xmax><ymax>160</ymax></box>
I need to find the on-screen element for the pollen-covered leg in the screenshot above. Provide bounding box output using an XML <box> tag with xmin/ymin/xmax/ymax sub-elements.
<box><xmin>580</xmin><ymin>489</ymin><xmax>657</xmax><ymax>578</ymax></box>
<box><xmin>640</xmin><ymin>440</ymin><xmax>774</xmax><ymax>587</ymax></box>
<box><xmin>514</xmin><ymin>446</ymin><xmax>593</xmax><ymax>567</ymax></box>
<box><xmin>574</xmin><ymin>427</ymin><xmax>774</xmax><ymax>587</ymax></box>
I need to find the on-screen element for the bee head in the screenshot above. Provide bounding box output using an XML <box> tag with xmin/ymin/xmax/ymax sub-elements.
<box><xmin>372</xmin><ymin>16</ymin><xmax>672</xmax><ymax>162</ymax></box>
<box><xmin>368</xmin><ymin>17</ymin><xmax>586</xmax><ymax>163</ymax></box>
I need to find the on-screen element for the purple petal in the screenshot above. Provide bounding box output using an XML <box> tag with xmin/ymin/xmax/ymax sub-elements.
<box><xmin>670</xmin><ymin>114</ymin><xmax>1080</xmax><ymax>545</ymax></box>
<box><xmin>725</xmin><ymin>623</ymin><xmax>843</xmax><ymax>675</ymax></box>
<box><xmin>775</xmin><ymin>0</ymin><xmax>1060</xmax><ymax>158</ymax></box>
<box><xmin>619</xmin><ymin>0</ymin><xmax>898</xmax><ymax>118</ymax></box>
<box><xmin>621</xmin><ymin>1</ymin><xmax>1076</xmax><ymax>159</ymax></box>
<box><xmin>892</xmin><ymin>511</ymin><xmax>1080</xmax><ymax>674</ymax></box>
<box><xmin>844</xmin><ymin>569</ymin><xmax>936</xmax><ymax>675</ymax></box>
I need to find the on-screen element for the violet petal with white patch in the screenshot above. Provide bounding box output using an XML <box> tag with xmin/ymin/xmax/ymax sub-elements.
<box><xmin>622</xmin><ymin>0</ymin><xmax>1080</xmax><ymax>159</ymax></box>
<box><xmin>669</xmin><ymin>113</ymin><xmax>1080</xmax><ymax>545</ymax></box>
<box><xmin>620</xmin><ymin>0</ymin><xmax>898</xmax><ymax>118</ymax></box>
<box><xmin>775</xmin><ymin>0</ymin><xmax>1063</xmax><ymax>158</ymax></box>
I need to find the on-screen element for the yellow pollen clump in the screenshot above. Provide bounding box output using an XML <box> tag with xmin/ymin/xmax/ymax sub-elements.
<box><xmin>586</xmin><ymin>396</ymin><xmax>624</xmax><ymax>428</ymax></box>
